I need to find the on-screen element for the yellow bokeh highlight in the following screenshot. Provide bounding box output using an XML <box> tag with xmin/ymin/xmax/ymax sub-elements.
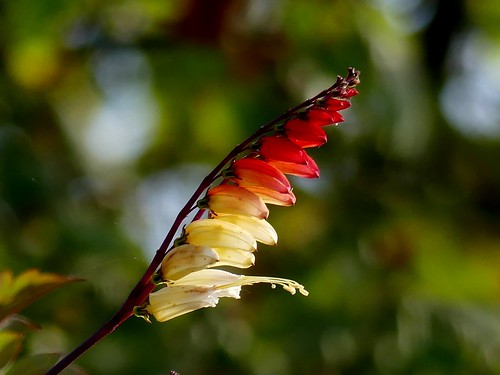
<box><xmin>6</xmin><ymin>38</ymin><xmax>61</xmax><ymax>90</ymax></box>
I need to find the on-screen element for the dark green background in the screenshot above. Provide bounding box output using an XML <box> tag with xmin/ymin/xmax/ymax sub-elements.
<box><xmin>1</xmin><ymin>1</ymin><xmax>500</xmax><ymax>374</ymax></box>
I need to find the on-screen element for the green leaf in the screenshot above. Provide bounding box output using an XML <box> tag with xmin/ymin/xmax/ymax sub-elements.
<box><xmin>1</xmin><ymin>315</ymin><xmax>41</xmax><ymax>335</ymax></box>
<box><xmin>0</xmin><ymin>331</ymin><xmax>24</xmax><ymax>370</ymax></box>
<box><xmin>4</xmin><ymin>353</ymin><xmax>87</xmax><ymax>375</ymax></box>
<box><xmin>0</xmin><ymin>269</ymin><xmax>82</xmax><ymax>322</ymax></box>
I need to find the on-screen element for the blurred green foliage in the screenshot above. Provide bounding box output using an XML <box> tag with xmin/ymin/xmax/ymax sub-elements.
<box><xmin>1</xmin><ymin>0</ymin><xmax>500</xmax><ymax>374</ymax></box>
<box><xmin>0</xmin><ymin>270</ymin><xmax>82</xmax><ymax>373</ymax></box>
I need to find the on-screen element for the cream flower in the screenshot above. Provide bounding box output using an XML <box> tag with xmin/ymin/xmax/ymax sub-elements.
<box><xmin>147</xmin><ymin>269</ymin><xmax>308</xmax><ymax>322</ymax></box>
<box><xmin>185</xmin><ymin>218</ymin><xmax>257</xmax><ymax>252</ymax></box>
<box><xmin>162</xmin><ymin>244</ymin><xmax>219</xmax><ymax>280</ymax></box>
<box><xmin>206</xmin><ymin>184</ymin><xmax>269</xmax><ymax>219</ymax></box>
<box><xmin>163</xmin><ymin>243</ymin><xmax>256</xmax><ymax>272</ymax></box>
<box><xmin>215</xmin><ymin>214</ymin><xmax>278</xmax><ymax>246</ymax></box>
<box><xmin>212</xmin><ymin>248</ymin><xmax>255</xmax><ymax>268</ymax></box>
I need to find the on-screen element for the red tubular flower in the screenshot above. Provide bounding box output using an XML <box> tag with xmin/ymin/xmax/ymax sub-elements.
<box><xmin>228</xmin><ymin>158</ymin><xmax>296</xmax><ymax>206</ymax></box>
<box><xmin>343</xmin><ymin>88</ymin><xmax>359</xmax><ymax>98</ymax></box>
<box><xmin>307</xmin><ymin>107</ymin><xmax>344</xmax><ymax>126</ymax></box>
<box><xmin>322</xmin><ymin>98</ymin><xmax>351</xmax><ymax>111</ymax></box>
<box><xmin>259</xmin><ymin>136</ymin><xmax>319</xmax><ymax>178</ymax></box>
<box><xmin>283</xmin><ymin>118</ymin><xmax>327</xmax><ymax>148</ymax></box>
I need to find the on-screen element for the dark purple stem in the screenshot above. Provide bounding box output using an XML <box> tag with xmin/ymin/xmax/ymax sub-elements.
<box><xmin>45</xmin><ymin>70</ymin><xmax>357</xmax><ymax>375</ymax></box>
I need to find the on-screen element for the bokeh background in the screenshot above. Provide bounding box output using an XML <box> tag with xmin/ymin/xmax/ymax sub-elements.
<box><xmin>1</xmin><ymin>0</ymin><xmax>500</xmax><ymax>374</ymax></box>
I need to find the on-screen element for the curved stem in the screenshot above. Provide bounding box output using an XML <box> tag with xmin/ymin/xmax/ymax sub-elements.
<box><xmin>46</xmin><ymin>310</ymin><xmax>133</xmax><ymax>375</ymax></box>
<box><xmin>45</xmin><ymin>73</ymin><xmax>353</xmax><ymax>374</ymax></box>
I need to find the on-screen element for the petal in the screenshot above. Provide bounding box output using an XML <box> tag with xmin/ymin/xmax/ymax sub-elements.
<box><xmin>172</xmin><ymin>269</ymin><xmax>242</xmax><ymax>287</ymax></box>
<box><xmin>173</xmin><ymin>269</ymin><xmax>308</xmax><ymax>297</ymax></box>
<box><xmin>307</xmin><ymin>108</ymin><xmax>344</xmax><ymax>126</ymax></box>
<box><xmin>216</xmin><ymin>214</ymin><xmax>278</xmax><ymax>245</ymax></box>
<box><xmin>238</xmin><ymin>275</ymin><xmax>309</xmax><ymax>296</ymax></box>
<box><xmin>343</xmin><ymin>88</ymin><xmax>358</xmax><ymax>98</ymax></box>
<box><xmin>230</xmin><ymin>158</ymin><xmax>296</xmax><ymax>206</ymax></box>
<box><xmin>162</xmin><ymin>244</ymin><xmax>219</xmax><ymax>280</ymax></box>
<box><xmin>147</xmin><ymin>285</ymin><xmax>216</xmax><ymax>322</ymax></box>
<box><xmin>231</xmin><ymin>158</ymin><xmax>292</xmax><ymax>191</ymax></box>
<box><xmin>323</xmin><ymin>98</ymin><xmax>351</xmax><ymax>111</ymax></box>
<box><xmin>147</xmin><ymin>269</ymin><xmax>308</xmax><ymax>322</ymax></box>
<box><xmin>185</xmin><ymin>218</ymin><xmax>257</xmax><ymax>252</ymax></box>
<box><xmin>147</xmin><ymin>283</ymin><xmax>241</xmax><ymax>322</ymax></box>
<box><xmin>267</xmin><ymin>158</ymin><xmax>319</xmax><ymax>179</ymax></box>
<box><xmin>259</xmin><ymin>137</ymin><xmax>320</xmax><ymax>178</ymax></box>
<box><xmin>284</xmin><ymin>118</ymin><xmax>327</xmax><ymax>148</ymax></box>
<box><xmin>240</xmin><ymin>186</ymin><xmax>296</xmax><ymax>206</ymax></box>
<box><xmin>211</xmin><ymin>248</ymin><xmax>255</xmax><ymax>268</ymax></box>
<box><xmin>175</xmin><ymin>269</ymin><xmax>308</xmax><ymax>297</ymax></box>
<box><xmin>259</xmin><ymin>136</ymin><xmax>307</xmax><ymax>164</ymax></box>
<box><xmin>207</xmin><ymin>184</ymin><xmax>269</xmax><ymax>219</ymax></box>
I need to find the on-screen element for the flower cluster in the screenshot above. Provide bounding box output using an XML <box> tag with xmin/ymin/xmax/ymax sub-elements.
<box><xmin>141</xmin><ymin>70</ymin><xmax>360</xmax><ymax>323</ymax></box>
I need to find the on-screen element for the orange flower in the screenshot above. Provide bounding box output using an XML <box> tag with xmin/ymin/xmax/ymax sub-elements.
<box><xmin>259</xmin><ymin>136</ymin><xmax>320</xmax><ymax>178</ymax></box>
<box><xmin>228</xmin><ymin>158</ymin><xmax>296</xmax><ymax>206</ymax></box>
<box><xmin>206</xmin><ymin>184</ymin><xmax>269</xmax><ymax>219</ymax></box>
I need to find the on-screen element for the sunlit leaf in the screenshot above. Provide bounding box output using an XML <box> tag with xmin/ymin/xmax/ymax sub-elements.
<box><xmin>0</xmin><ymin>269</ymin><xmax>82</xmax><ymax>322</ymax></box>
<box><xmin>0</xmin><ymin>315</ymin><xmax>41</xmax><ymax>335</ymax></box>
<box><xmin>0</xmin><ymin>331</ymin><xmax>24</xmax><ymax>370</ymax></box>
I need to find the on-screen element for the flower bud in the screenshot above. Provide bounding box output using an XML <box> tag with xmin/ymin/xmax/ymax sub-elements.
<box><xmin>229</xmin><ymin>158</ymin><xmax>296</xmax><ymax>206</ymax></box>
<box><xmin>259</xmin><ymin>136</ymin><xmax>320</xmax><ymax>178</ymax></box>
<box><xmin>185</xmin><ymin>218</ymin><xmax>257</xmax><ymax>252</ymax></box>
<box><xmin>206</xmin><ymin>184</ymin><xmax>269</xmax><ymax>219</ymax></box>
<box><xmin>162</xmin><ymin>244</ymin><xmax>219</xmax><ymax>281</ymax></box>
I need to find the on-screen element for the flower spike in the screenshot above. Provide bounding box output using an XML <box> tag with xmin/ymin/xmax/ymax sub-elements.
<box><xmin>145</xmin><ymin>69</ymin><xmax>359</xmax><ymax>323</ymax></box>
<box><xmin>45</xmin><ymin>68</ymin><xmax>360</xmax><ymax>375</ymax></box>
<box><xmin>143</xmin><ymin>68</ymin><xmax>359</xmax><ymax>325</ymax></box>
